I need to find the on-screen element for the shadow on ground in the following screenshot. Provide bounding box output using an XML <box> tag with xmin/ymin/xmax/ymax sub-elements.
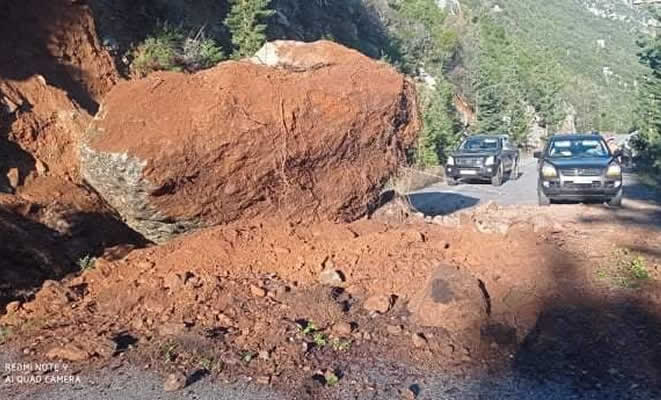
<box><xmin>0</xmin><ymin>206</ymin><xmax>148</xmax><ymax>308</ymax></box>
<box><xmin>472</xmin><ymin>240</ymin><xmax>661</xmax><ymax>398</ymax></box>
<box><xmin>407</xmin><ymin>192</ymin><xmax>480</xmax><ymax>217</ymax></box>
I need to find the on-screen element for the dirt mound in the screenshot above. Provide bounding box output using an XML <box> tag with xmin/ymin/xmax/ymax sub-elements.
<box><xmin>81</xmin><ymin>41</ymin><xmax>419</xmax><ymax>242</ymax></box>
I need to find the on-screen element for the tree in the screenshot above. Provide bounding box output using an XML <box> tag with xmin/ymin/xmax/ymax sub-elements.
<box><xmin>416</xmin><ymin>78</ymin><xmax>461</xmax><ymax>166</ymax></box>
<box><xmin>635</xmin><ymin>15</ymin><xmax>661</xmax><ymax>174</ymax></box>
<box><xmin>225</xmin><ymin>0</ymin><xmax>275</xmax><ymax>58</ymax></box>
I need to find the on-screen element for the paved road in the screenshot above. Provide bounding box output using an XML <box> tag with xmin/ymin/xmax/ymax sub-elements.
<box><xmin>408</xmin><ymin>157</ymin><xmax>659</xmax><ymax>216</ymax></box>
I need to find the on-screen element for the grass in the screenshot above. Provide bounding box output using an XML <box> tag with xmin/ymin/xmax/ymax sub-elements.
<box><xmin>324</xmin><ymin>371</ymin><xmax>340</xmax><ymax>386</ymax></box>
<box><xmin>131</xmin><ymin>23</ymin><xmax>224</xmax><ymax>77</ymax></box>
<box><xmin>77</xmin><ymin>255</ymin><xmax>96</xmax><ymax>272</ymax></box>
<box><xmin>160</xmin><ymin>341</ymin><xmax>178</xmax><ymax>363</ymax></box>
<box><xmin>297</xmin><ymin>320</ymin><xmax>353</xmax><ymax>351</ymax></box>
<box><xmin>0</xmin><ymin>326</ymin><xmax>12</xmax><ymax>344</ymax></box>
<box><xmin>597</xmin><ymin>248</ymin><xmax>651</xmax><ymax>289</ymax></box>
<box><xmin>241</xmin><ymin>351</ymin><xmax>256</xmax><ymax>363</ymax></box>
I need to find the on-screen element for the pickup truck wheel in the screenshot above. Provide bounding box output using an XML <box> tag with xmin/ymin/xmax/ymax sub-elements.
<box><xmin>607</xmin><ymin>188</ymin><xmax>623</xmax><ymax>207</ymax></box>
<box><xmin>491</xmin><ymin>163</ymin><xmax>503</xmax><ymax>186</ymax></box>
<box><xmin>538</xmin><ymin>187</ymin><xmax>551</xmax><ymax>206</ymax></box>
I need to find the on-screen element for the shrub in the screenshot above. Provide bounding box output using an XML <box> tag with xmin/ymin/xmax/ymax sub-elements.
<box><xmin>131</xmin><ymin>24</ymin><xmax>224</xmax><ymax>77</ymax></box>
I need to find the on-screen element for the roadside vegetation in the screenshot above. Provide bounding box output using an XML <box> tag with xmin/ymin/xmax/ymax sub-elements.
<box><xmin>597</xmin><ymin>248</ymin><xmax>652</xmax><ymax>289</ymax></box>
<box><xmin>635</xmin><ymin>11</ymin><xmax>661</xmax><ymax>179</ymax></box>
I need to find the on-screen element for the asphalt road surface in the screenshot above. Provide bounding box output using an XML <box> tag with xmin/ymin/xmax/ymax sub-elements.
<box><xmin>408</xmin><ymin>156</ymin><xmax>659</xmax><ymax>216</ymax></box>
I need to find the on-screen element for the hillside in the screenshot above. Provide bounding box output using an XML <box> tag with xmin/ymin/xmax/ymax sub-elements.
<box><xmin>460</xmin><ymin>0</ymin><xmax>653</xmax><ymax>132</ymax></box>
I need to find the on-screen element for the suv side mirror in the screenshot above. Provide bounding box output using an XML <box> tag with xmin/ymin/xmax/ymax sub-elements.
<box><xmin>533</xmin><ymin>151</ymin><xmax>542</xmax><ymax>159</ymax></box>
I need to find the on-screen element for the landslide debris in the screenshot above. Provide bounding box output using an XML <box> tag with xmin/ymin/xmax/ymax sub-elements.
<box><xmin>81</xmin><ymin>40</ymin><xmax>420</xmax><ymax>242</ymax></box>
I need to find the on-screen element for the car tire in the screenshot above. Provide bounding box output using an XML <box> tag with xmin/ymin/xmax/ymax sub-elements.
<box><xmin>607</xmin><ymin>189</ymin><xmax>623</xmax><ymax>207</ymax></box>
<box><xmin>447</xmin><ymin>177</ymin><xmax>458</xmax><ymax>186</ymax></box>
<box><xmin>538</xmin><ymin>187</ymin><xmax>551</xmax><ymax>206</ymax></box>
<box><xmin>491</xmin><ymin>163</ymin><xmax>503</xmax><ymax>186</ymax></box>
<box><xmin>511</xmin><ymin>159</ymin><xmax>520</xmax><ymax>180</ymax></box>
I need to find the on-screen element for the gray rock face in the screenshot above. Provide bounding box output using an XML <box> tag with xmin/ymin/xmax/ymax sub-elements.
<box><xmin>80</xmin><ymin>142</ymin><xmax>201</xmax><ymax>243</ymax></box>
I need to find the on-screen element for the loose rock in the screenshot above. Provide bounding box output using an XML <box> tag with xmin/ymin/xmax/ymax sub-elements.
<box><xmin>363</xmin><ymin>294</ymin><xmax>393</xmax><ymax>314</ymax></box>
<box><xmin>163</xmin><ymin>371</ymin><xmax>187</xmax><ymax>392</ymax></box>
<box><xmin>250</xmin><ymin>285</ymin><xmax>267</xmax><ymax>298</ymax></box>
<box><xmin>412</xmin><ymin>333</ymin><xmax>428</xmax><ymax>348</ymax></box>
<box><xmin>46</xmin><ymin>345</ymin><xmax>89</xmax><ymax>362</ymax></box>
<box><xmin>319</xmin><ymin>268</ymin><xmax>344</xmax><ymax>286</ymax></box>
<box><xmin>332</xmin><ymin>322</ymin><xmax>353</xmax><ymax>336</ymax></box>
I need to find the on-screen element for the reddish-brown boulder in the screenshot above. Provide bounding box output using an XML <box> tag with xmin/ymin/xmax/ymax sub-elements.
<box><xmin>81</xmin><ymin>41</ymin><xmax>419</xmax><ymax>242</ymax></box>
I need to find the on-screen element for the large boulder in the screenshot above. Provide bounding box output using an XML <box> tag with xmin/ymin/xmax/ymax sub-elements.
<box><xmin>408</xmin><ymin>264</ymin><xmax>488</xmax><ymax>334</ymax></box>
<box><xmin>81</xmin><ymin>41</ymin><xmax>419</xmax><ymax>242</ymax></box>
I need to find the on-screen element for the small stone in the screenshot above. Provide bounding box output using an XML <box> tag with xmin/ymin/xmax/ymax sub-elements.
<box><xmin>386</xmin><ymin>324</ymin><xmax>403</xmax><ymax>335</ymax></box>
<box><xmin>163</xmin><ymin>371</ymin><xmax>187</xmax><ymax>392</ymax></box>
<box><xmin>258</xmin><ymin>350</ymin><xmax>270</xmax><ymax>360</ymax></box>
<box><xmin>35</xmin><ymin>159</ymin><xmax>48</xmax><ymax>176</ymax></box>
<box><xmin>412</xmin><ymin>333</ymin><xmax>428</xmax><ymax>348</ymax></box>
<box><xmin>256</xmin><ymin>375</ymin><xmax>271</xmax><ymax>385</ymax></box>
<box><xmin>332</xmin><ymin>322</ymin><xmax>353</xmax><ymax>336</ymax></box>
<box><xmin>250</xmin><ymin>285</ymin><xmax>267</xmax><ymax>297</ymax></box>
<box><xmin>163</xmin><ymin>272</ymin><xmax>182</xmax><ymax>289</ymax></box>
<box><xmin>363</xmin><ymin>294</ymin><xmax>392</xmax><ymax>314</ymax></box>
<box><xmin>5</xmin><ymin>301</ymin><xmax>21</xmax><ymax>313</ymax></box>
<box><xmin>46</xmin><ymin>345</ymin><xmax>90</xmax><ymax>361</ymax></box>
<box><xmin>400</xmin><ymin>386</ymin><xmax>417</xmax><ymax>400</ymax></box>
<box><xmin>318</xmin><ymin>268</ymin><xmax>344</xmax><ymax>286</ymax></box>
<box><xmin>6</xmin><ymin>168</ymin><xmax>19</xmax><ymax>189</ymax></box>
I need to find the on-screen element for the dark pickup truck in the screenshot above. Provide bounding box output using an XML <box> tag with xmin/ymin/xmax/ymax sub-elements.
<box><xmin>445</xmin><ymin>135</ymin><xmax>520</xmax><ymax>186</ymax></box>
<box><xmin>534</xmin><ymin>134</ymin><xmax>623</xmax><ymax>206</ymax></box>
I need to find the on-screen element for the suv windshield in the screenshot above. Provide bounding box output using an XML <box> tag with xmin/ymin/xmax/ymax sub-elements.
<box><xmin>548</xmin><ymin>138</ymin><xmax>609</xmax><ymax>158</ymax></box>
<box><xmin>459</xmin><ymin>137</ymin><xmax>500</xmax><ymax>152</ymax></box>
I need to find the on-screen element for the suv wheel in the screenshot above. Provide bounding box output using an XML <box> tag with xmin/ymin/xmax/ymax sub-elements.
<box><xmin>491</xmin><ymin>163</ymin><xmax>503</xmax><ymax>186</ymax></box>
<box><xmin>538</xmin><ymin>187</ymin><xmax>551</xmax><ymax>206</ymax></box>
<box><xmin>607</xmin><ymin>188</ymin><xmax>623</xmax><ymax>207</ymax></box>
<box><xmin>447</xmin><ymin>177</ymin><xmax>458</xmax><ymax>186</ymax></box>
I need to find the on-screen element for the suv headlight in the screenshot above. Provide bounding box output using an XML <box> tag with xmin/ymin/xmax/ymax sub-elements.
<box><xmin>606</xmin><ymin>163</ymin><xmax>622</xmax><ymax>178</ymax></box>
<box><xmin>484</xmin><ymin>156</ymin><xmax>495</xmax><ymax>166</ymax></box>
<box><xmin>541</xmin><ymin>162</ymin><xmax>558</xmax><ymax>178</ymax></box>
<box><xmin>447</xmin><ymin>156</ymin><xmax>455</xmax><ymax>166</ymax></box>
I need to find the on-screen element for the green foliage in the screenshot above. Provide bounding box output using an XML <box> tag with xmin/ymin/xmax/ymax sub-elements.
<box><xmin>635</xmin><ymin>13</ymin><xmax>661</xmax><ymax>175</ymax></box>
<box><xmin>77</xmin><ymin>254</ymin><xmax>96</xmax><ymax>272</ymax></box>
<box><xmin>386</xmin><ymin>0</ymin><xmax>459</xmax><ymax>73</ymax></box>
<box><xmin>416</xmin><ymin>79</ymin><xmax>461</xmax><ymax>166</ymax></box>
<box><xmin>597</xmin><ymin>248</ymin><xmax>652</xmax><ymax>289</ymax></box>
<box><xmin>131</xmin><ymin>23</ymin><xmax>224</xmax><ymax>77</ymax></box>
<box><xmin>324</xmin><ymin>371</ymin><xmax>340</xmax><ymax>386</ymax></box>
<box><xmin>463</xmin><ymin>0</ymin><xmax>647</xmax><ymax>133</ymax></box>
<box><xmin>225</xmin><ymin>0</ymin><xmax>275</xmax><ymax>58</ymax></box>
<box><xmin>470</xmin><ymin>14</ymin><xmax>564</xmax><ymax>143</ymax></box>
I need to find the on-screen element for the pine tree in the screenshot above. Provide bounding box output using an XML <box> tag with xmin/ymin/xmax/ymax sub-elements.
<box><xmin>225</xmin><ymin>0</ymin><xmax>275</xmax><ymax>58</ymax></box>
<box><xmin>417</xmin><ymin>78</ymin><xmax>461</xmax><ymax>166</ymax></box>
<box><xmin>636</xmin><ymin>22</ymin><xmax>661</xmax><ymax>173</ymax></box>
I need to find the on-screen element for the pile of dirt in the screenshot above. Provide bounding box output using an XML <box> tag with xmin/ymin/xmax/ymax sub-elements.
<box><xmin>81</xmin><ymin>41</ymin><xmax>420</xmax><ymax>242</ymax></box>
<box><xmin>0</xmin><ymin>215</ymin><xmax>564</xmax><ymax>392</ymax></box>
